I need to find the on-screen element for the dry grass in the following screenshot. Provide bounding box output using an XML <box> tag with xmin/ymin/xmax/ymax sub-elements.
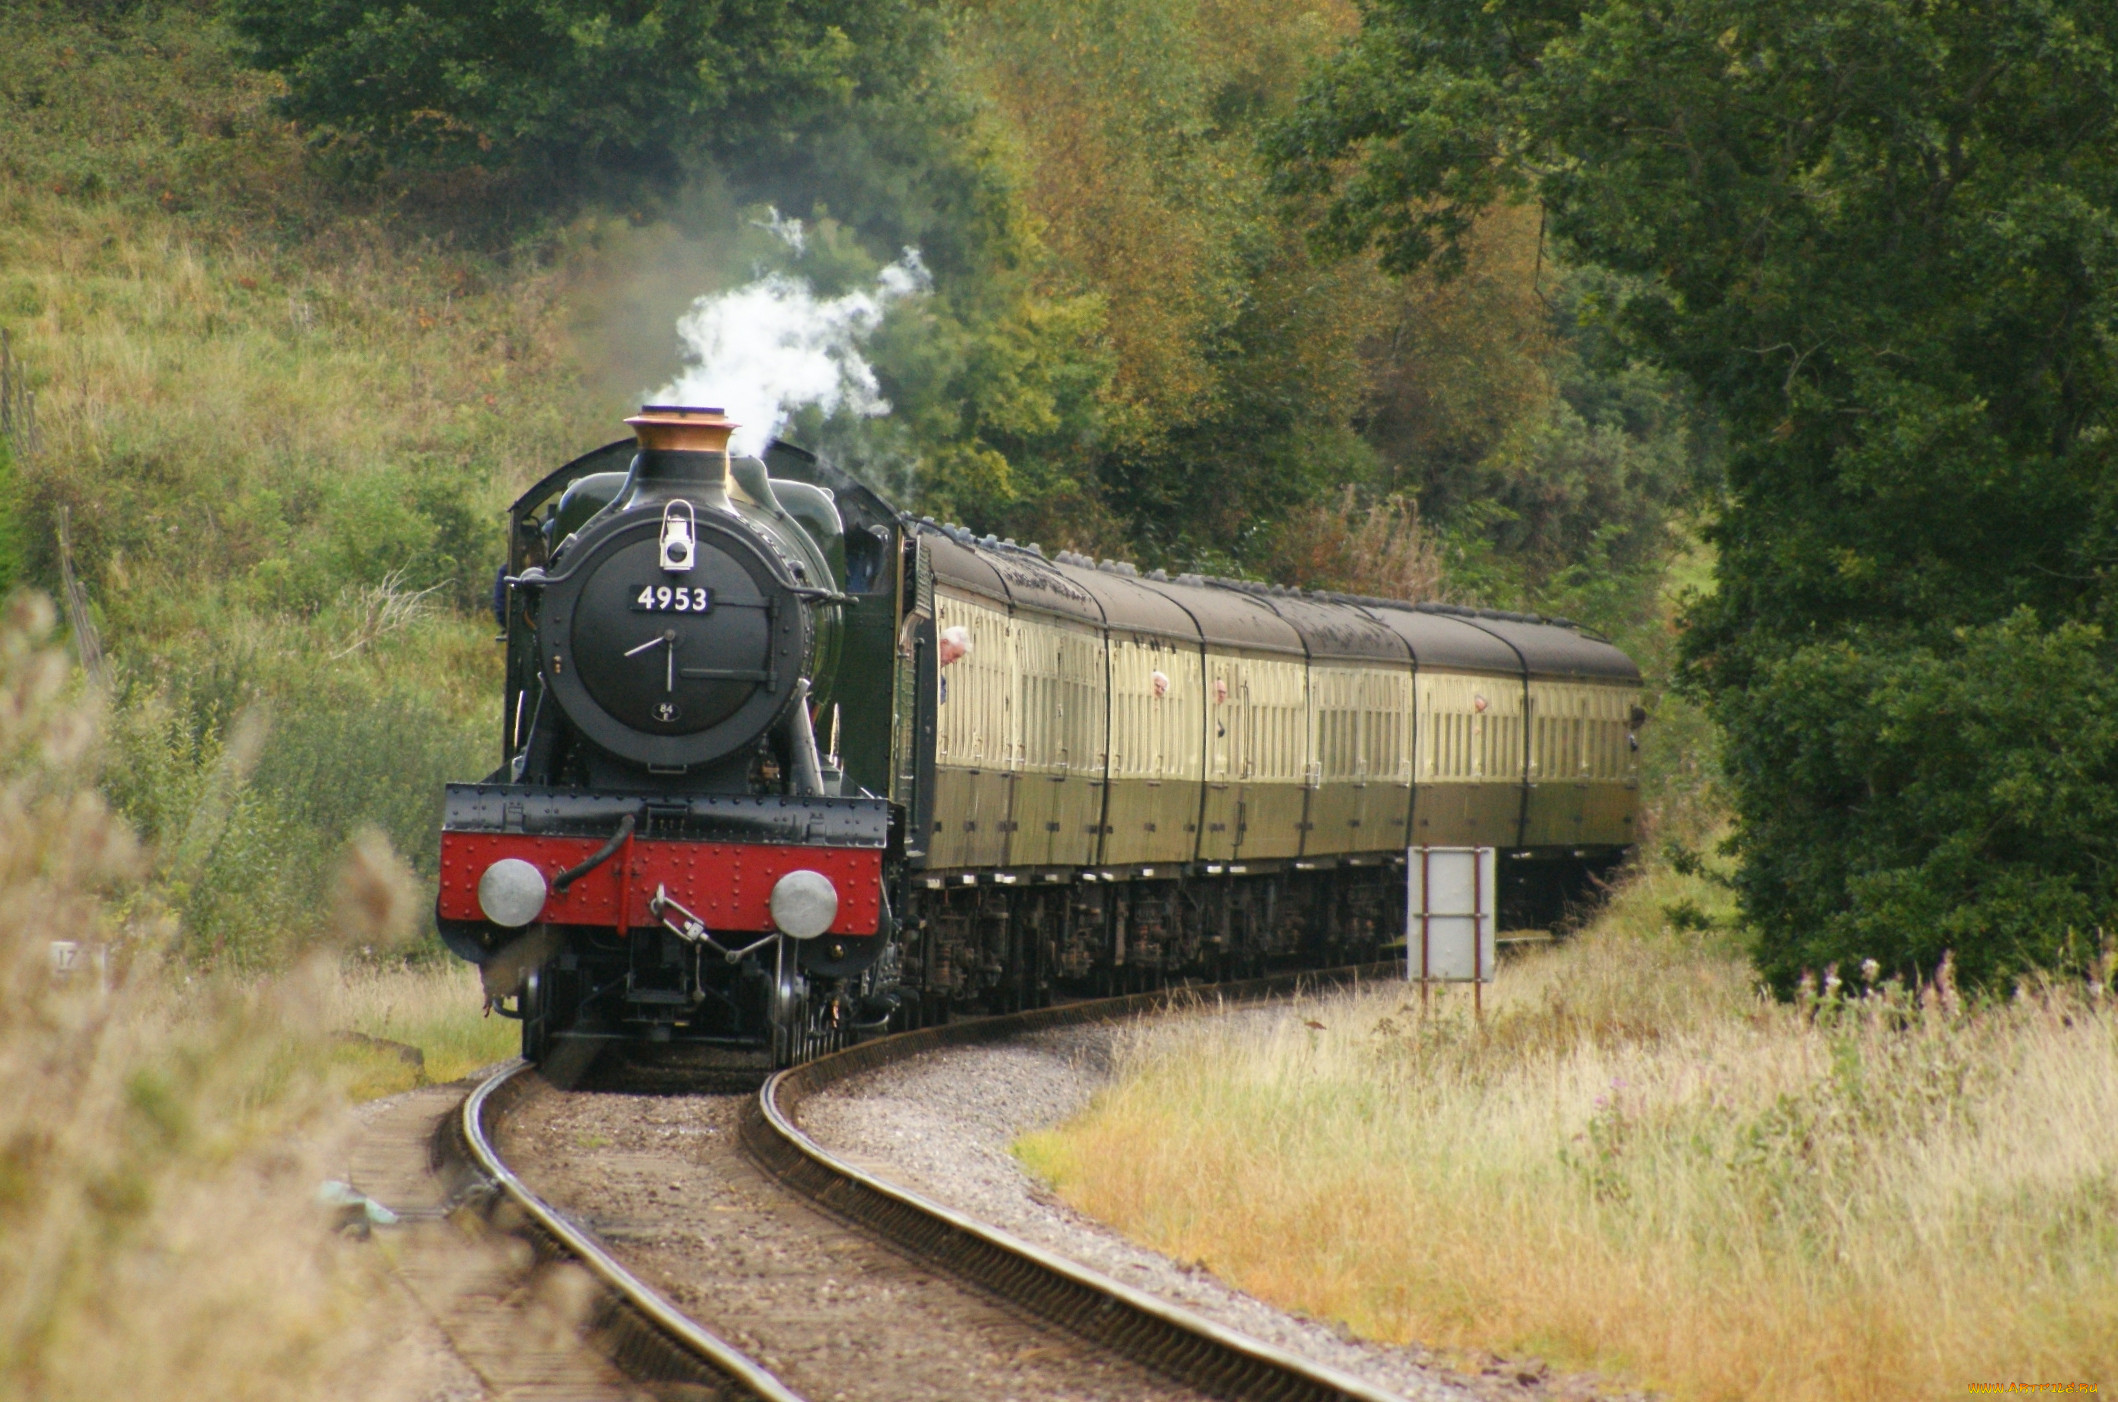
<box><xmin>0</xmin><ymin>2</ymin><xmax>616</xmax><ymax>593</ymax></box>
<box><xmin>0</xmin><ymin>594</ymin><xmax>477</xmax><ymax>1400</ymax></box>
<box><xmin>1266</xmin><ymin>487</ymin><xmax>1450</xmax><ymax>603</ymax></box>
<box><xmin>327</xmin><ymin>960</ymin><xmax>521</xmax><ymax>1097</ymax></box>
<box><xmin>1018</xmin><ymin>864</ymin><xmax>2118</xmax><ymax>1400</ymax></box>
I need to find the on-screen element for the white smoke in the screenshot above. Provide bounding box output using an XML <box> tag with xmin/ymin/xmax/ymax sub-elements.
<box><xmin>753</xmin><ymin>207</ymin><xmax>807</xmax><ymax>255</ymax></box>
<box><xmin>653</xmin><ymin>247</ymin><xmax>930</xmax><ymax>458</ymax></box>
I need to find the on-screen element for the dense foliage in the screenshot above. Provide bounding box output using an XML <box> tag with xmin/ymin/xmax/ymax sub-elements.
<box><xmin>1278</xmin><ymin>0</ymin><xmax>2118</xmax><ymax>986</ymax></box>
<box><xmin>227</xmin><ymin>0</ymin><xmax>940</xmax><ymax>190</ymax></box>
<box><xmin>227</xmin><ymin>0</ymin><xmax>1706</xmax><ymax>597</ymax></box>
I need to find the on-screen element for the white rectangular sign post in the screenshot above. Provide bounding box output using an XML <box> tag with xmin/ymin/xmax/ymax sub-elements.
<box><xmin>1408</xmin><ymin>846</ymin><xmax>1496</xmax><ymax>1015</ymax></box>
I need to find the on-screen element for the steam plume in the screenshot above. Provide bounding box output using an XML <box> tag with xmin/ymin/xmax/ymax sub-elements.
<box><xmin>654</xmin><ymin>248</ymin><xmax>929</xmax><ymax>457</ymax></box>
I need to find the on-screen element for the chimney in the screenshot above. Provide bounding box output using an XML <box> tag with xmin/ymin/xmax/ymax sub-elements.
<box><xmin>617</xmin><ymin>405</ymin><xmax>738</xmax><ymax>510</ymax></box>
<box><xmin>626</xmin><ymin>404</ymin><xmax>735</xmax><ymax>455</ymax></box>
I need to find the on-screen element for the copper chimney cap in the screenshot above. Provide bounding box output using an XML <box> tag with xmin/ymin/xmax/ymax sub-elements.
<box><xmin>626</xmin><ymin>404</ymin><xmax>737</xmax><ymax>454</ymax></box>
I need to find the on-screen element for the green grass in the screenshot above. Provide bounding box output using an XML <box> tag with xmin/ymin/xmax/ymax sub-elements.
<box><xmin>327</xmin><ymin>961</ymin><xmax>521</xmax><ymax>1097</ymax></box>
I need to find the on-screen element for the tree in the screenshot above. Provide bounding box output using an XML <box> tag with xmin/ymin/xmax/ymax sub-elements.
<box><xmin>229</xmin><ymin>0</ymin><xmax>938</xmax><ymax>190</ymax></box>
<box><xmin>1274</xmin><ymin>0</ymin><xmax>2118</xmax><ymax>988</ymax></box>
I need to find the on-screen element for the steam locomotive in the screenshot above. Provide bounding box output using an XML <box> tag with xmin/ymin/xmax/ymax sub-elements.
<box><xmin>436</xmin><ymin>407</ymin><xmax>1643</xmax><ymax>1064</ymax></box>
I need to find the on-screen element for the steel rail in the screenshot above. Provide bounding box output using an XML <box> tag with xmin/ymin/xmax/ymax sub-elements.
<box><xmin>750</xmin><ymin>964</ymin><xmax>1412</xmax><ymax>1402</ymax></box>
<box><xmin>455</xmin><ymin>1059</ymin><xmax>809</xmax><ymax>1402</ymax></box>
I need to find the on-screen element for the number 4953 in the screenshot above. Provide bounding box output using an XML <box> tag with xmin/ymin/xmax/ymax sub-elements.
<box><xmin>634</xmin><ymin>585</ymin><xmax>710</xmax><ymax>612</ymax></box>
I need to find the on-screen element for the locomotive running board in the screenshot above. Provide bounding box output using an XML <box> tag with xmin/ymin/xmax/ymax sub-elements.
<box><xmin>443</xmin><ymin>782</ymin><xmax>890</xmax><ymax>847</ymax></box>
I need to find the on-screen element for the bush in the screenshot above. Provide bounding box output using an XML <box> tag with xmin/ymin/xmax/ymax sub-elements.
<box><xmin>0</xmin><ymin>594</ymin><xmax>413</xmax><ymax>1402</ymax></box>
<box><xmin>1729</xmin><ymin>611</ymin><xmax>2118</xmax><ymax>992</ymax></box>
<box><xmin>240</xmin><ymin>459</ymin><xmax>490</xmax><ymax>613</ymax></box>
<box><xmin>100</xmin><ymin>612</ymin><xmax>490</xmax><ymax>969</ymax></box>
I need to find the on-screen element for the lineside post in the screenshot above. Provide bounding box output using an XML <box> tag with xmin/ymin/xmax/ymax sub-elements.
<box><xmin>1407</xmin><ymin>845</ymin><xmax>1495</xmax><ymax>1020</ymax></box>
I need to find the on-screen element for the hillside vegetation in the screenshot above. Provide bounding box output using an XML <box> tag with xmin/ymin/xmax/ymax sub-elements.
<box><xmin>1</xmin><ymin>0</ymin><xmax>1708</xmax><ymax>963</ymax></box>
<box><xmin>0</xmin><ymin>3</ymin><xmax>605</xmax><ymax>960</ymax></box>
<box><xmin>4</xmin><ymin>1</ymin><xmax>2110</xmax><ymax>1395</ymax></box>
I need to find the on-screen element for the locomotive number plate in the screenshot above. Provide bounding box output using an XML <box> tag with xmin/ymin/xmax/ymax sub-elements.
<box><xmin>633</xmin><ymin>585</ymin><xmax>712</xmax><ymax>613</ymax></box>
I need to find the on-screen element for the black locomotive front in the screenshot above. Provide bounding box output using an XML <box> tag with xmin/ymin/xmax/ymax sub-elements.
<box><xmin>436</xmin><ymin>407</ymin><xmax>903</xmax><ymax>1064</ymax></box>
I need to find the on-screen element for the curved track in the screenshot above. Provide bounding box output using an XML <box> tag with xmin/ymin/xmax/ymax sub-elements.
<box><xmin>457</xmin><ymin>1060</ymin><xmax>804</xmax><ymax>1401</ymax></box>
<box><xmin>454</xmin><ymin>966</ymin><xmax>1407</xmax><ymax>1402</ymax></box>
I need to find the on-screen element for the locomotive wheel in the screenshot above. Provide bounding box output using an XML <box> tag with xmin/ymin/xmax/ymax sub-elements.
<box><xmin>519</xmin><ymin>962</ymin><xmax>579</xmax><ymax>1064</ymax></box>
<box><xmin>521</xmin><ymin>965</ymin><xmax>551</xmax><ymax>1063</ymax></box>
<box><xmin>768</xmin><ymin>944</ymin><xmax>806</xmax><ymax>1070</ymax></box>
<box><xmin>768</xmin><ymin>964</ymin><xmax>851</xmax><ymax>1068</ymax></box>
<box><xmin>799</xmin><ymin>994</ymin><xmax>849</xmax><ymax>1064</ymax></box>
<box><xmin>771</xmin><ymin>992</ymin><xmax>852</xmax><ymax>1068</ymax></box>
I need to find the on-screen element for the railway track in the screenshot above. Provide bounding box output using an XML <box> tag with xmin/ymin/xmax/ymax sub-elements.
<box><xmin>447</xmin><ymin>966</ymin><xmax>1413</xmax><ymax>1402</ymax></box>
